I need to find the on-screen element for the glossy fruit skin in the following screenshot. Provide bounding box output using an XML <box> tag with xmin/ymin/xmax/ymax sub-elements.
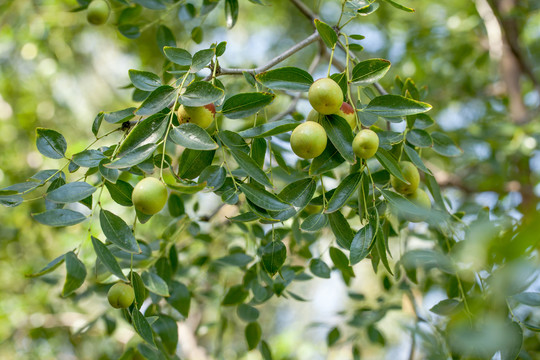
<box><xmin>132</xmin><ymin>177</ymin><xmax>168</xmax><ymax>215</ymax></box>
<box><xmin>290</xmin><ymin>121</ymin><xmax>327</xmax><ymax>159</ymax></box>
<box><xmin>334</xmin><ymin>102</ymin><xmax>357</xmax><ymax>130</ymax></box>
<box><xmin>107</xmin><ymin>282</ymin><xmax>135</xmax><ymax>309</ymax></box>
<box><xmin>87</xmin><ymin>0</ymin><xmax>110</xmax><ymax>25</ymax></box>
<box><xmin>404</xmin><ymin>188</ymin><xmax>431</xmax><ymax>222</ymax></box>
<box><xmin>308</xmin><ymin>78</ymin><xmax>343</xmax><ymax>115</ymax></box>
<box><xmin>390</xmin><ymin>161</ymin><xmax>420</xmax><ymax>195</ymax></box>
<box><xmin>177</xmin><ymin>104</ymin><xmax>216</xmax><ymax>128</ymax></box>
<box><xmin>352</xmin><ymin>129</ymin><xmax>379</xmax><ymax>159</ymax></box>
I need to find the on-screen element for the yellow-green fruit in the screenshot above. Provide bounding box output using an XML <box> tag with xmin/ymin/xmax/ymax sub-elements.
<box><xmin>132</xmin><ymin>177</ymin><xmax>168</xmax><ymax>215</ymax></box>
<box><xmin>308</xmin><ymin>78</ymin><xmax>343</xmax><ymax>115</ymax></box>
<box><xmin>390</xmin><ymin>161</ymin><xmax>420</xmax><ymax>195</ymax></box>
<box><xmin>87</xmin><ymin>0</ymin><xmax>110</xmax><ymax>25</ymax></box>
<box><xmin>177</xmin><ymin>104</ymin><xmax>216</xmax><ymax>129</ymax></box>
<box><xmin>334</xmin><ymin>102</ymin><xmax>357</xmax><ymax>130</ymax></box>
<box><xmin>306</xmin><ymin>109</ymin><xmax>322</xmax><ymax>123</ymax></box>
<box><xmin>352</xmin><ymin>129</ymin><xmax>379</xmax><ymax>159</ymax></box>
<box><xmin>107</xmin><ymin>282</ymin><xmax>135</xmax><ymax>309</ymax></box>
<box><xmin>290</xmin><ymin>121</ymin><xmax>327</xmax><ymax>159</ymax></box>
<box><xmin>404</xmin><ymin>188</ymin><xmax>431</xmax><ymax>222</ymax></box>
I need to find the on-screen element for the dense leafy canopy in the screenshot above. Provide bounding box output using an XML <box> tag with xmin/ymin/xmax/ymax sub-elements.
<box><xmin>0</xmin><ymin>0</ymin><xmax>539</xmax><ymax>359</ymax></box>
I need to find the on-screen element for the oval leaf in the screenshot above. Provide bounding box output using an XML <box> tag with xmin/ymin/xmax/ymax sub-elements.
<box><xmin>180</xmin><ymin>81</ymin><xmax>224</xmax><ymax>107</ymax></box>
<box><xmin>350</xmin><ymin>224</ymin><xmax>375</xmax><ymax>265</ymax></box>
<box><xmin>351</xmin><ymin>59</ymin><xmax>391</xmax><ymax>85</ymax></box>
<box><xmin>326</xmin><ymin>172</ymin><xmax>362</xmax><ymax>213</ymax></box>
<box><xmin>364</xmin><ymin>95</ymin><xmax>432</xmax><ymax>117</ymax></box>
<box><xmin>62</xmin><ymin>252</ymin><xmax>86</xmax><ymax>297</ymax></box>
<box><xmin>99</xmin><ymin>209</ymin><xmax>140</xmax><ymax>253</ymax></box>
<box><xmin>33</xmin><ymin>209</ymin><xmax>86</xmax><ymax>227</ymax></box>
<box><xmin>142</xmin><ymin>271</ymin><xmax>170</xmax><ymax>297</ymax></box>
<box><xmin>36</xmin><ymin>128</ymin><xmax>67</xmax><ymax>159</ymax></box>
<box><xmin>222</xmin><ymin>92</ymin><xmax>275</xmax><ymax>119</ymax></box>
<box><xmin>91</xmin><ymin>236</ymin><xmax>127</xmax><ymax>281</ymax></box>
<box><xmin>238</xmin><ymin>183</ymin><xmax>290</xmax><ymax>211</ymax></box>
<box><xmin>46</xmin><ymin>182</ymin><xmax>96</xmax><ymax>203</ymax></box>
<box><xmin>169</xmin><ymin>123</ymin><xmax>218</xmax><ymax>150</ymax></box>
<box><xmin>135</xmin><ymin>86</ymin><xmax>176</xmax><ymax>116</ymax></box>
<box><xmin>238</xmin><ymin>119</ymin><xmax>300</xmax><ymax>138</ymax></box>
<box><xmin>129</xmin><ymin>69</ymin><xmax>161</xmax><ymax>91</ymax></box>
<box><xmin>256</xmin><ymin>67</ymin><xmax>314</xmax><ymax>91</ymax></box>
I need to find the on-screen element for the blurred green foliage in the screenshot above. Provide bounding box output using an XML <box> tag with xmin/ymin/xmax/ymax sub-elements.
<box><xmin>0</xmin><ymin>0</ymin><xmax>539</xmax><ymax>359</ymax></box>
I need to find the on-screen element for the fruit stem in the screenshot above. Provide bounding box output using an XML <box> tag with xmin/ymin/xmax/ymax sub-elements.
<box><xmin>327</xmin><ymin>45</ymin><xmax>336</xmax><ymax>78</ymax></box>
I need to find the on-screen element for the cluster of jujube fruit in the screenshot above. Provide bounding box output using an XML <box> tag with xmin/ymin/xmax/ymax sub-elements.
<box><xmin>291</xmin><ymin>78</ymin><xmax>380</xmax><ymax>160</ymax></box>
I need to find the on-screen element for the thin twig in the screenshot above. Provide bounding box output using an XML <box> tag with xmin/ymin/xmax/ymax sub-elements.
<box><xmin>215</xmin><ymin>31</ymin><xmax>320</xmax><ymax>77</ymax></box>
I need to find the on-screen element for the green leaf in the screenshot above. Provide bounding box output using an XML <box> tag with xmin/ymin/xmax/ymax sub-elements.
<box><xmin>301</xmin><ymin>213</ymin><xmax>328</xmax><ymax>232</ymax></box>
<box><xmin>310</xmin><ymin>258</ymin><xmax>331</xmax><ymax>279</ymax></box>
<box><xmin>222</xmin><ymin>92</ymin><xmax>275</xmax><ymax>119</ymax></box>
<box><xmin>327</xmin><ymin>327</ymin><xmax>340</xmax><ymax>347</ymax></box>
<box><xmin>381</xmin><ymin>0</ymin><xmax>414</xmax><ymax>12</ymax></box>
<box><xmin>401</xmin><ymin>249</ymin><xmax>454</xmax><ymax>274</ymax></box>
<box><xmin>177</xmin><ymin>149</ymin><xmax>215</xmax><ymax>179</ymax></box>
<box><xmin>245</xmin><ymin>322</ymin><xmax>262</xmax><ymax>350</ymax></box>
<box><xmin>166</xmin><ymin>181</ymin><xmax>207</xmax><ymax>194</ymax></box>
<box><xmin>513</xmin><ymin>292</ymin><xmax>540</xmax><ymax>306</ymax></box>
<box><xmin>104</xmin><ymin>180</ymin><xmax>133</xmax><ymax>206</ymax></box>
<box><xmin>132</xmin><ymin>0</ymin><xmax>166</xmax><ymax>10</ymax></box>
<box><xmin>62</xmin><ymin>252</ymin><xmax>86</xmax><ymax>297</ymax></box>
<box><xmin>167</xmin><ymin>281</ymin><xmax>191</xmax><ymax>317</ymax></box>
<box><xmin>500</xmin><ymin>322</ymin><xmax>523</xmax><ymax>360</ymax></box>
<box><xmin>33</xmin><ymin>209</ymin><xmax>86</xmax><ymax>227</ymax></box>
<box><xmin>107</xmin><ymin>144</ymin><xmax>158</xmax><ymax>169</ymax></box>
<box><xmin>216</xmin><ymin>253</ymin><xmax>253</xmax><ymax>267</ymax></box>
<box><xmin>261</xmin><ymin>241</ymin><xmax>286</xmax><ymax>276</ymax></box>
<box><xmin>222</xmin><ymin>284</ymin><xmax>249</xmax><ymax>306</ymax></box>
<box><xmin>103</xmin><ymin>108</ymin><xmax>136</xmax><ymax>124</ymax></box>
<box><xmin>239</xmin><ymin>119</ymin><xmax>299</xmax><ymax>138</ymax></box>
<box><xmin>118</xmin><ymin>24</ymin><xmax>141</xmax><ymax>39</ymax></box>
<box><xmin>25</xmin><ymin>253</ymin><xmax>65</xmax><ymax>278</ymax></box>
<box><xmin>99</xmin><ymin>210</ymin><xmax>140</xmax><ymax>253</ymax></box>
<box><xmin>256</xmin><ymin>67</ymin><xmax>314</xmax><ymax>91</ymax></box>
<box><xmin>163</xmin><ymin>46</ymin><xmax>192</xmax><ymax>66</ymax></box>
<box><xmin>36</xmin><ymin>128</ymin><xmax>67</xmax><ymax>159</ymax></box>
<box><xmin>406</xmin><ymin>129</ymin><xmax>433</xmax><ymax>148</ymax></box>
<box><xmin>309</xmin><ymin>141</ymin><xmax>345</xmax><ymax>176</ymax></box>
<box><xmin>198</xmin><ymin>165</ymin><xmax>226</xmax><ymax>189</ymax></box>
<box><xmin>135</xmin><ymin>86</ymin><xmax>176</xmax><ymax>116</ymax></box>
<box><xmin>351</xmin><ymin>59</ymin><xmax>391</xmax><ymax>85</ymax></box>
<box><xmin>191</xmin><ymin>49</ymin><xmax>215</xmax><ymax>73</ymax></box>
<box><xmin>156</xmin><ymin>25</ymin><xmax>176</xmax><ymax>55</ymax></box>
<box><xmin>225</xmin><ymin>0</ymin><xmax>239</xmax><ymax>28</ymax></box>
<box><xmin>119</xmin><ymin>113</ymin><xmax>169</xmax><ymax>157</ymax></box>
<box><xmin>239</xmin><ymin>183</ymin><xmax>290</xmax><ymax>211</ymax></box>
<box><xmin>180</xmin><ymin>81</ymin><xmax>224</xmax><ymax>106</ymax></box>
<box><xmin>375</xmin><ymin>148</ymin><xmax>408</xmax><ymax>183</ymax></box>
<box><xmin>223</xmin><ymin>147</ymin><xmax>272</xmax><ymax>187</ymax></box>
<box><xmin>381</xmin><ymin>189</ymin><xmax>440</xmax><ymax>223</ymax></box>
<box><xmin>129</xmin><ymin>70</ymin><xmax>161</xmax><ymax>91</ymax></box>
<box><xmin>364</xmin><ymin>95</ymin><xmax>432</xmax><ymax>117</ymax></box>
<box><xmin>72</xmin><ymin>149</ymin><xmax>106</xmax><ymax>167</ymax></box>
<box><xmin>130</xmin><ymin>271</ymin><xmax>147</xmax><ymax>309</ymax></box>
<box><xmin>321</xmin><ymin>115</ymin><xmax>355</xmax><ymax>163</ymax></box>
<box><xmin>142</xmin><ymin>271</ymin><xmax>170</xmax><ymax>297</ymax></box>
<box><xmin>326</xmin><ymin>172</ymin><xmax>362</xmax><ymax>213</ymax></box>
<box><xmin>279</xmin><ymin>178</ymin><xmax>316</xmax><ymax>209</ymax></box>
<box><xmin>328</xmin><ymin>211</ymin><xmax>354</xmax><ymax>249</ymax></box>
<box><xmin>132</xmin><ymin>309</ymin><xmax>156</xmax><ymax>348</ymax></box>
<box><xmin>329</xmin><ymin>247</ymin><xmax>354</xmax><ymax>278</ymax></box>
<box><xmin>314</xmin><ymin>19</ymin><xmax>337</xmax><ymax>48</ymax></box>
<box><xmin>260</xmin><ymin>340</ymin><xmax>273</xmax><ymax>360</ymax></box>
<box><xmin>403</xmin><ymin>145</ymin><xmax>432</xmax><ymax>175</ymax></box>
<box><xmin>357</xmin><ymin>2</ymin><xmax>379</xmax><ymax>15</ymax></box>
<box><xmin>91</xmin><ymin>236</ymin><xmax>127</xmax><ymax>281</ymax></box>
<box><xmin>169</xmin><ymin>123</ymin><xmax>218</xmax><ymax>150</ymax></box>
<box><xmin>350</xmin><ymin>224</ymin><xmax>375</xmax><ymax>265</ymax></box>
<box><xmin>152</xmin><ymin>315</ymin><xmax>178</xmax><ymax>355</ymax></box>
<box><xmin>237</xmin><ymin>304</ymin><xmax>260</xmax><ymax>322</ymax></box>
<box><xmin>46</xmin><ymin>182</ymin><xmax>96</xmax><ymax>203</ymax></box>
<box><xmin>429</xmin><ymin>299</ymin><xmax>462</xmax><ymax>315</ymax></box>
<box><xmin>431</xmin><ymin>132</ymin><xmax>462</xmax><ymax>157</ymax></box>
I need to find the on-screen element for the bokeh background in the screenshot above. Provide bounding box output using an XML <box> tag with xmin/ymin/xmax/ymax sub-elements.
<box><xmin>0</xmin><ymin>0</ymin><xmax>539</xmax><ymax>358</ymax></box>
